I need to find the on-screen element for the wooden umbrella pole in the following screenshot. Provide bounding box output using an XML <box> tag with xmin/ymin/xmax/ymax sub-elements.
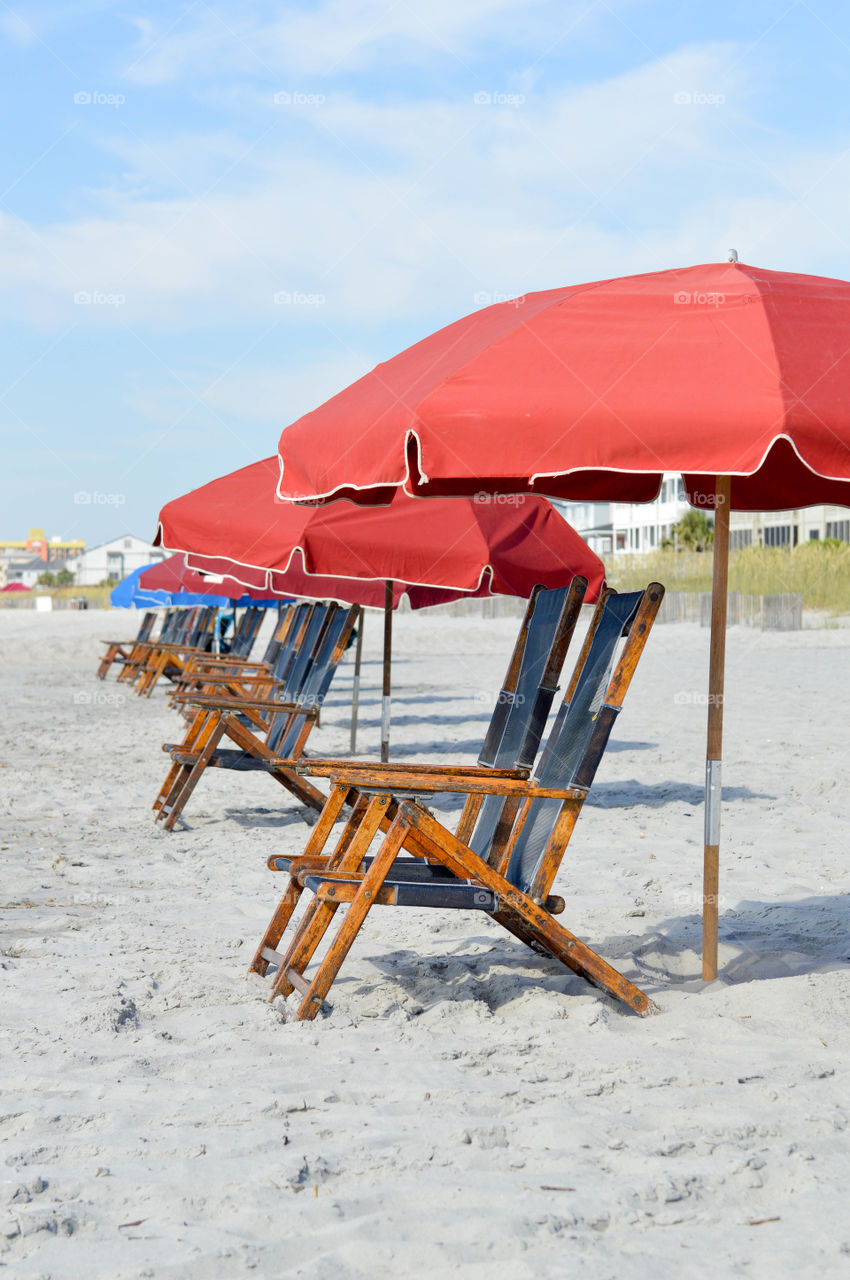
<box><xmin>349</xmin><ymin>605</ymin><xmax>364</xmax><ymax>755</ymax></box>
<box><xmin>702</xmin><ymin>474</ymin><xmax>732</xmax><ymax>980</ymax></box>
<box><xmin>381</xmin><ymin>581</ymin><xmax>393</xmax><ymax>763</ymax></box>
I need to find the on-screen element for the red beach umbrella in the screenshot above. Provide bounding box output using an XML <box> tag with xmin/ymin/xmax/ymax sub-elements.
<box><xmin>275</xmin><ymin>258</ymin><xmax>850</xmax><ymax>979</ymax></box>
<box><xmin>139</xmin><ymin>554</ymin><xmax>277</xmax><ymax>602</ymax></box>
<box><xmin>154</xmin><ymin>456</ymin><xmax>603</xmax><ymax>759</ymax></box>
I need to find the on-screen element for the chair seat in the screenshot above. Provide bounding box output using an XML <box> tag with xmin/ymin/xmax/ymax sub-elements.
<box><xmin>302</xmin><ymin>872</ymin><xmax>497</xmax><ymax>912</ymax></box>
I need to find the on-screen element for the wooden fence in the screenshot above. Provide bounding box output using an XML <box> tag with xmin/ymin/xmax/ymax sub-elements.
<box><xmin>658</xmin><ymin>590</ymin><xmax>803</xmax><ymax>631</ymax></box>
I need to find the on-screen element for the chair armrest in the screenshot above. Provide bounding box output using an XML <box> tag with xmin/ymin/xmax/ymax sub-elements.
<box><xmin>299</xmin><ymin>759</ymin><xmax>527</xmax><ymax>780</ymax></box>
<box><xmin>185</xmin><ymin>693</ymin><xmax>315</xmax><ymax>714</ymax></box>
<box><xmin>322</xmin><ymin>768</ymin><xmax>581</xmax><ymax>798</ymax></box>
<box><xmin>298</xmin><ymin>757</ymin><xmax>524</xmax><ymax>778</ymax></box>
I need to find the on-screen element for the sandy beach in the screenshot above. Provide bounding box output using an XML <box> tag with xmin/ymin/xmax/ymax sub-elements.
<box><xmin>2</xmin><ymin>606</ymin><xmax>849</xmax><ymax>1278</ymax></box>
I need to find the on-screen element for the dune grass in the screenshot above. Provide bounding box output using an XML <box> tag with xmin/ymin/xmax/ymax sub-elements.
<box><xmin>606</xmin><ymin>542</ymin><xmax>850</xmax><ymax>613</ymax></box>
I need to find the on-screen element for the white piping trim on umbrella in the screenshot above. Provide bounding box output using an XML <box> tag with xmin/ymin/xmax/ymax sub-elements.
<box><xmin>156</xmin><ymin>533</ymin><xmax>512</xmax><ymax>603</ymax></box>
<box><xmin>275</xmin><ymin>426</ymin><xmax>850</xmax><ymax>507</ymax></box>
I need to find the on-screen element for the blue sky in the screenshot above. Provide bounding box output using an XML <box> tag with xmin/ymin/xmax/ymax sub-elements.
<box><xmin>3</xmin><ymin>0</ymin><xmax>850</xmax><ymax>547</ymax></box>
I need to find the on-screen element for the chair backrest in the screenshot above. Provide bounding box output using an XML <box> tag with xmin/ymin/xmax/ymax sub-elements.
<box><xmin>502</xmin><ymin>584</ymin><xmax>664</xmax><ymax>897</ymax></box>
<box><xmin>191</xmin><ymin>607</ymin><xmax>217</xmax><ymax>650</ymax></box>
<box><xmin>229</xmin><ymin>606</ymin><xmax>264</xmax><ymax>658</ymax></box>
<box><xmin>268</xmin><ymin>605</ymin><xmax>358</xmax><ymax>757</ymax></box>
<box><xmin>157</xmin><ymin>609</ymin><xmax>177</xmax><ymax>642</ymax></box>
<box><xmin>276</xmin><ymin>603</ymin><xmax>331</xmax><ymax>703</ymax></box>
<box><xmin>137</xmin><ymin>611</ymin><xmax>156</xmax><ymax>642</ymax></box>
<box><xmin>258</xmin><ymin>605</ymin><xmax>295</xmax><ymax>668</ymax></box>
<box><xmin>160</xmin><ymin>608</ymin><xmax>182</xmax><ymax>643</ymax></box>
<box><xmin>467</xmin><ymin>579</ymin><xmax>588</xmax><ymax>859</ymax></box>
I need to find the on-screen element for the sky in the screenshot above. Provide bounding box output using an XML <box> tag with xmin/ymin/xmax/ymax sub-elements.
<box><xmin>3</xmin><ymin>0</ymin><xmax>850</xmax><ymax>548</ymax></box>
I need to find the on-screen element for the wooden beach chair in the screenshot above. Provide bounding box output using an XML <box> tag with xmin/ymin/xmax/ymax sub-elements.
<box><xmin>167</xmin><ymin>605</ymin><xmax>295</xmax><ymax>707</ymax></box>
<box><xmin>134</xmin><ymin>605</ymin><xmax>218</xmax><ymax>696</ymax></box>
<box><xmin>115</xmin><ymin>609</ymin><xmax>179</xmax><ymax>684</ymax></box>
<box><xmin>97</xmin><ymin>611</ymin><xmax>156</xmax><ymax>680</ymax></box>
<box><xmin>256</xmin><ymin>582</ymin><xmax>664</xmax><ymax>1020</ymax></box>
<box><xmin>154</xmin><ymin>602</ymin><xmax>316</xmax><ymax>812</ymax></box>
<box><xmin>118</xmin><ymin>607</ymin><xmax>192</xmax><ymax>686</ymax></box>
<box><xmin>249</xmin><ymin>578</ymin><xmax>589</xmax><ymax>982</ymax></box>
<box><xmin>154</xmin><ymin>603</ymin><xmax>357</xmax><ymax>828</ymax></box>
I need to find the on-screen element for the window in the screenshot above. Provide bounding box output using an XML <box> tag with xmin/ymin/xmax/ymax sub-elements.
<box><xmin>826</xmin><ymin>520</ymin><xmax>850</xmax><ymax>542</ymax></box>
<box><xmin>809</xmin><ymin>530</ymin><xmax>820</xmax><ymax>540</ymax></box>
<box><xmin>730</xmin><ymin>529</ymin><xmax>752</xmax><ymax>550</ymax></box>
<box><xmin>676</xmin><ymin>479</ymin><xmax>686</xmax><ymax>501</ymax></box>
<box><xmin>124</xmin><ymin>539</ymin><xmax>132</xmax><ymax>549</ymax></box>
<box><xmin>764</xmin><ymin>525</ymin><xmax>791</xmax><ymax>547</ymax></box>
<box><xmin>616</xmin><ymin>533</ymin><xmax>626</xmax><ymax>551</ymax></box>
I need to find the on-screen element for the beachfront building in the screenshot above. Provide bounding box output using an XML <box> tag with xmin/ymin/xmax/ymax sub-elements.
<box><xmin>558</xmin><ymin>484</ymin><xmax>850</xmax><ymax>555</ymax></box>
<box><xmin>555</xmin><ymin>474</ymin><xmax>693</xmax><ymax>556</ymax></box>
<box><xmin>0</xmin><ymin>528</ymin><xmax>85</xmax><ymax>564</ymax></box>
<box><xmin>67</xmin><ymin>534</ymin><xmax>166</xmax><ymax>585</ymax></box>
<box><xmin>729</xmin><ymin>506</ymin><xmax>850</xmax><ymax>549</ymax></box>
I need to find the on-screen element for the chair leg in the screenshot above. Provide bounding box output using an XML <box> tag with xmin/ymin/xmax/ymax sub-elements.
<box><xmin>401</xmin><ymin>801</ymin><xmax>656</xmax><ymax>1017</ymax></box>
<box><xmin>249</xmin><ymin>783</ymin><xmax>352</xmax><ymax>977</ymax></box>
<box><xmin>294</xmin><ymin>810</ymin><xmax>410</xmax><ymax>1020</ymax></box>
<box><xmin>153</xmin><ymin>708</ymin><xmax>212</xmax><ymax>812</ymax></box>
<box><xmin>161</xmin><ymin>716</ymin><xmax>227</xmax><ymax>830</ymax></box>
<box><xmin>267</xmin><ymin>794</ymin><xmax>391</xmax><ymax>1003</ymax></box>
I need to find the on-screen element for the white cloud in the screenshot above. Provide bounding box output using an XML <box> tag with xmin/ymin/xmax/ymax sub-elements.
<box><xmin>0</xmin><ymin>41</ymin><xmax>770</xmax><ymax>330</ymax></box>
<box><xmin>121</xmin><ymin>0</ymin><xmax>568</xmax><ymax>85</ymax></box>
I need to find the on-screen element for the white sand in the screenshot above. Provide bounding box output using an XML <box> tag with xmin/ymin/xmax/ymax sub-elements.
<box><xmin>1</xmin><ymin>606</ymin><xmax>849</xmax><ymax>1278</ymax></box>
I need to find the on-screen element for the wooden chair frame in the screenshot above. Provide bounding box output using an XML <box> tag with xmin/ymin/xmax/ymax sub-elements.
<box><xmin>253</xmin><ymin>583</ymin><xmax>664</xmax><ymax>1021</ymax></box>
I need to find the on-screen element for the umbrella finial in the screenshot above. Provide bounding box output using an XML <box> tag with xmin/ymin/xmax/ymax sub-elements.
<box><xmin>726</xmin><ymin>248</ymin><xmax>739</xmax><ymax>262</ymax></box>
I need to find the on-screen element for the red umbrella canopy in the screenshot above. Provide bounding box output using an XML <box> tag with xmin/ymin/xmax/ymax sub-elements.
<box><xmin>1</xmin><ymin>582</ymin><xmax>31</xmax><ymax>592</ymax></box>
<box><xmin>275</xmin><ymin>261</ymin><xmax>850</xmax><ymax>510</ymax></box>
<box><xmin>139</xmin><ymin>554</ymin><xmax>274</xmax><ymax>600</ymax></box>
<box><xmin>154</xmin><ymin>456</ymin><xmax>604</xmax><ymax>603</ymax></box>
